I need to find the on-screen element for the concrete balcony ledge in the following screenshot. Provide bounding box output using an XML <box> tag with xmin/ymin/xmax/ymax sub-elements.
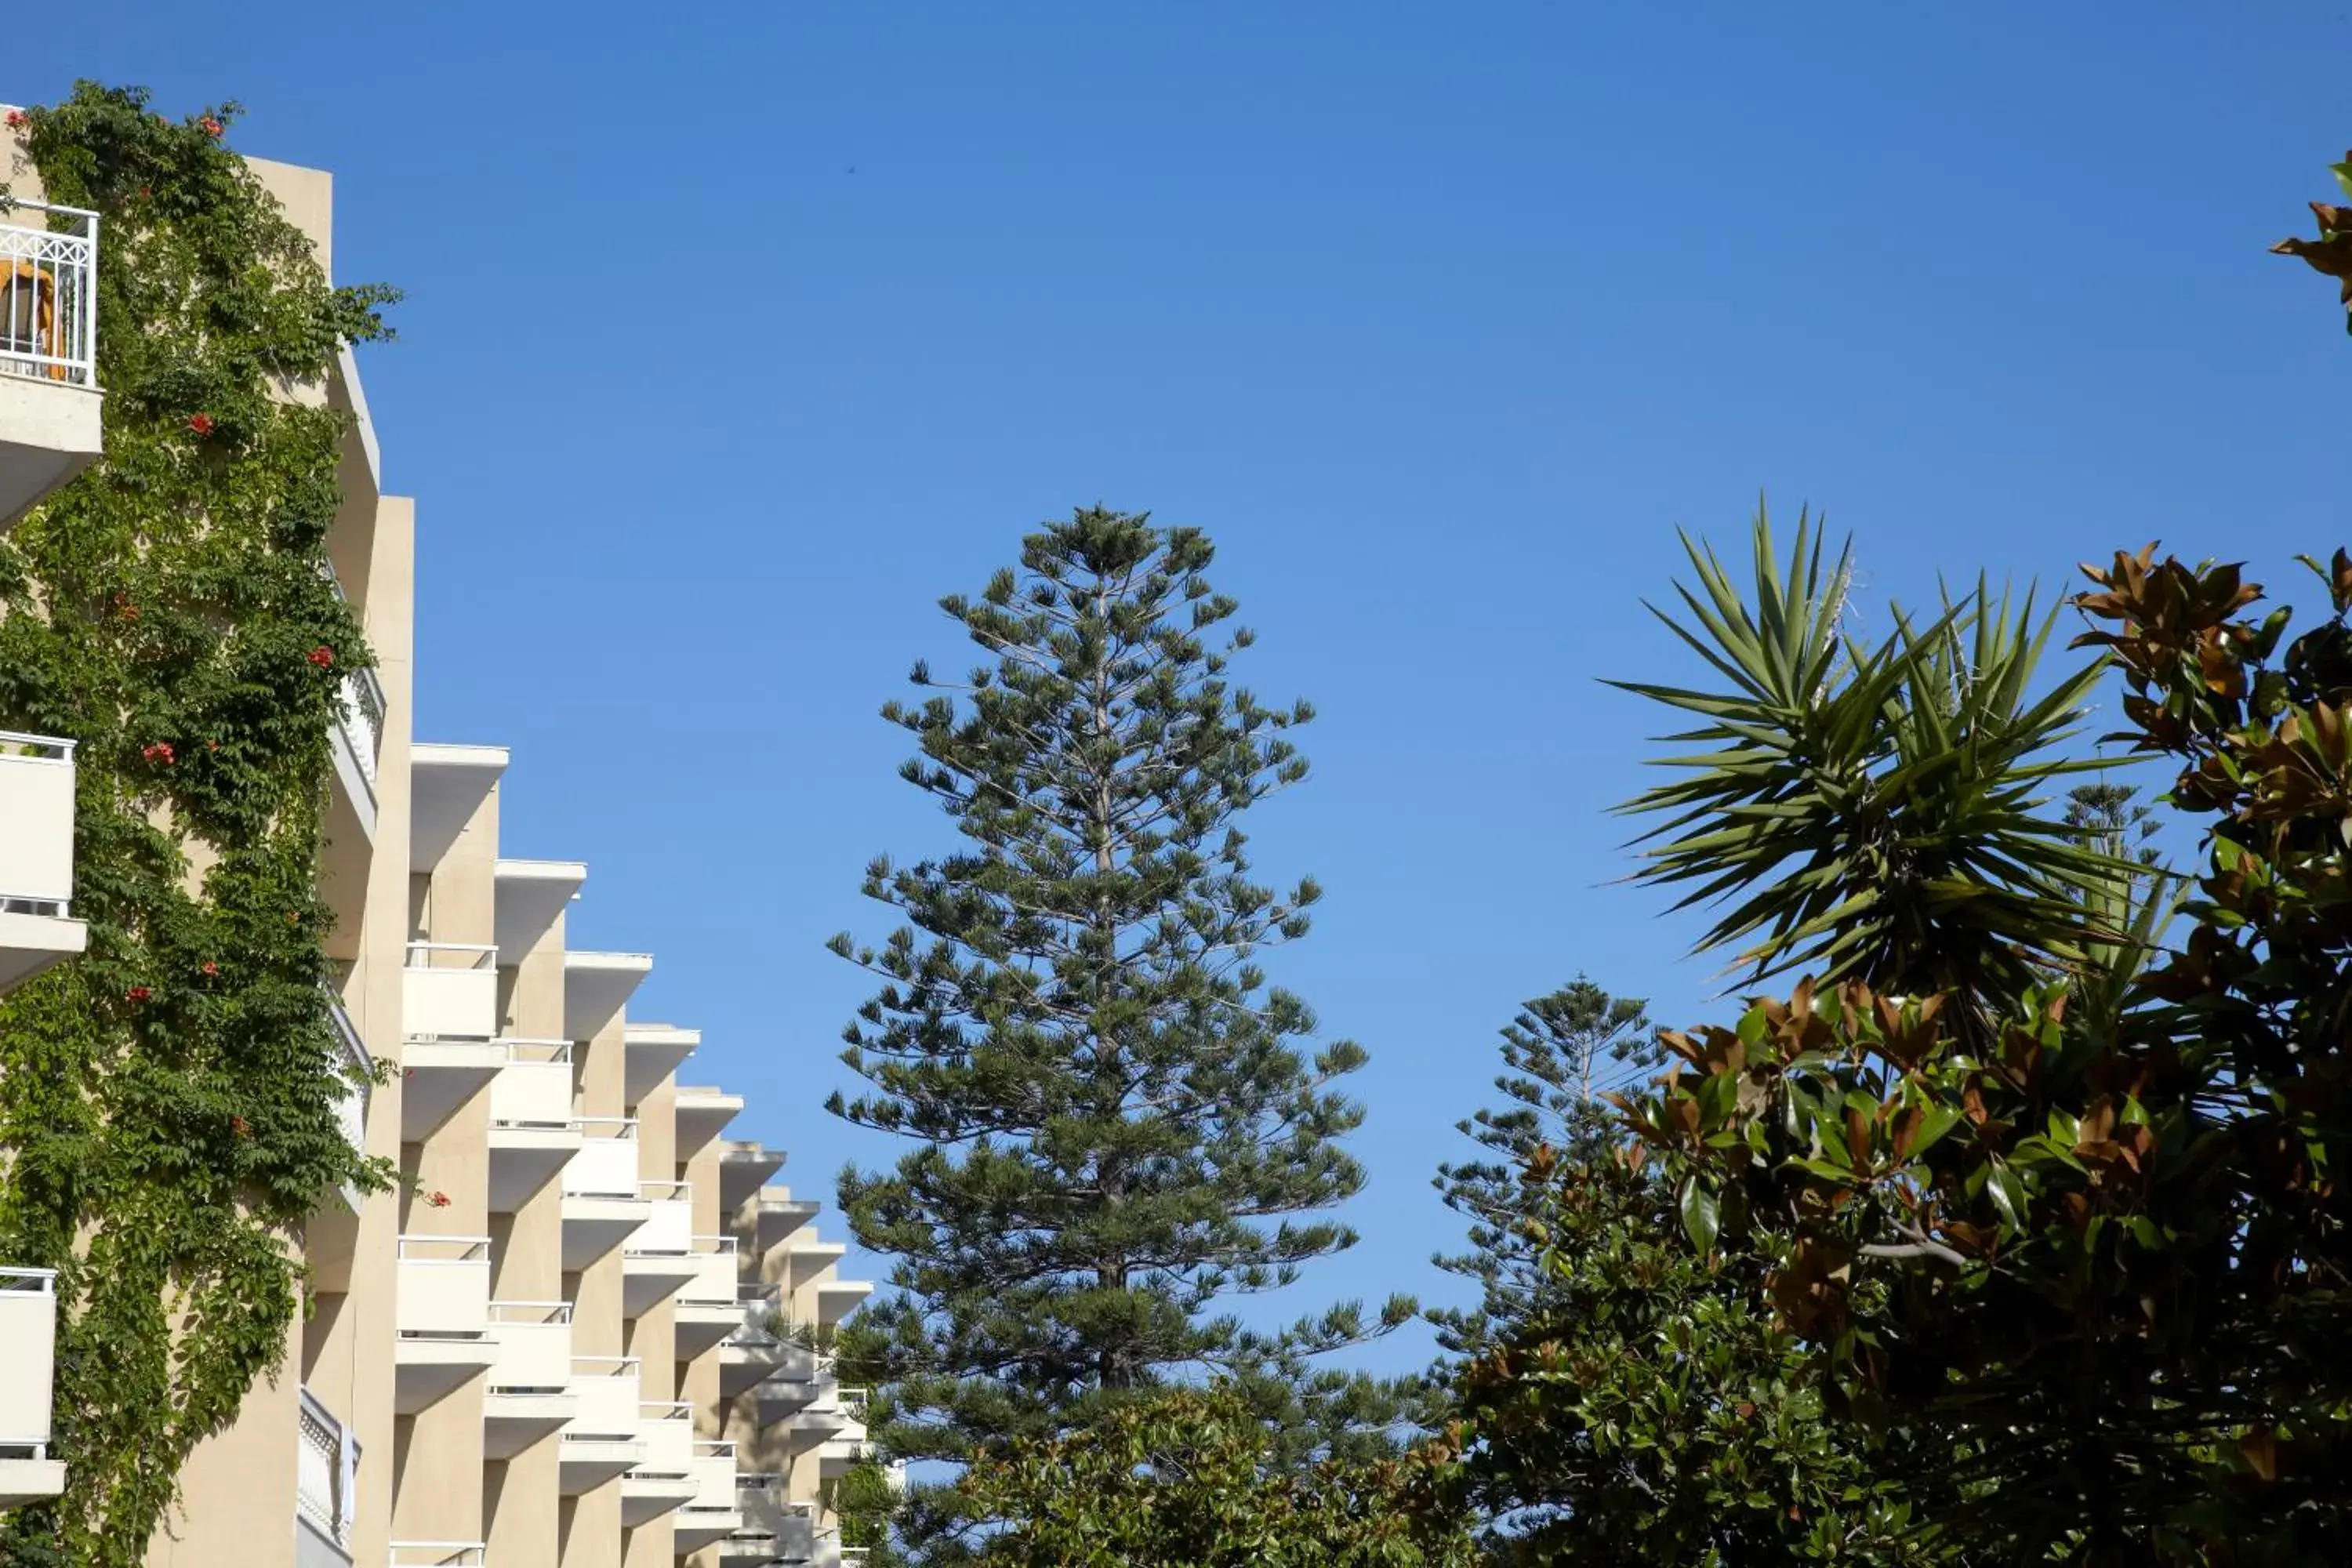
<box><xmin>733</xmin><ymin>1480</ymin><xmax>811</xmax><ymax>1561</ymax></box>
<box><xmin>399</xmin><ymin>1037</ymin><xmax>506</xmax><ymax>1142</ymax></box>
<box><xmin>673</xmin><ymin>1237</ymin><xmax>745</xmax><ymax>1356</ymax></box>
<box><xmin>564</xmin><ymin>950</ymin><xmax>651</xmax><ymax>1041</ymax></box>
<box><xmin>560</xmin><ymin>1357</ymin><xmax>646</xmax><ymax>1494</ymax></box>
<box><xmin>815</xmin><ymin>1279</ymin><xmax>875</xmax><ymax>1327</ymax></box>
<box><xmin>671</xmin><ymin>1442</ymin><xmax>742</xmax><ymax>1553</ymax></box>
<box><xmin>0</xmin><ymin>1266</ymin><xmax>63</xmax><ymax>1509</ymax></box>
<box><xmin>753</xmin><ymin>1190</ymin><xmax>820</xmax><ymax>1251</ymax></box>
<box><xmin>621</xmin><ymin>1400</ymin><xmax>697</xmax><ymax>1525</ymax></box>
<box><xmin>672</xmin><ymin>1504</ymin><xmax>745</xmax><ymax>1556</ymax></box>
<box><xmin>672</xmin><ymin>1085</ymin><xmax>742</xmax><ymax>1152</ymax></box>
<box><xmin>561</xmin><ymin>1120</ymin><xmax>650</xmax><ymax>1269</ymax></box>
<box><xmin>488</xmin><ymin>1040</ymin><xmax>579</xmax><ymax>1212</ymax></box>
<box><xmin>818</xmin><ymin>1436</ymin><xmax>875</xmax><ymax>1479</ymax></box>
<box><xmin>394</xmin><ymin>1236</ymin><xmax>495</xmax><ymax>1414</ymax></box>
<box><xmin>717</xmin><ymin>1142</ymin><xmax>783</xmax><ymax>1213</ymax></box>
<box><xmin>484</xmin><ymin>1301</ymin><xmax>576</xmax><ymax>1459</ymax></box>
<box><xmin>622</xmin><ymin>1022</ymin><xmax>697</xmax><ymax>1102</ymax></box>
<box><xmin>622</xmin><ymin>1184</ymin><xmax>700</xmax><ymax>1316</ymax></box>
<box><xmin>489</xmin><ymin>855</ymin><xmax>581</xmax><ymax>963</ymax></box>
<box><xmin>0</xmin><ymin>732</ymin><xmax>85</xmax><ymax>996</ymax></box>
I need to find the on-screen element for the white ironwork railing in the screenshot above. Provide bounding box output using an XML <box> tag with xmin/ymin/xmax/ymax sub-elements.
<box><xmin>0</xmin><ymin>201</ymin><xmax>96</xmax><ymax>386</ymax></box>
<box><xmin>297</xmin><ymin>1387</ymin><xmax>361</xmax><ymax>1550</ymax></box>
<box><xmin>396</xmin><ymin>1234</ymin><xmax>491</xmax><ymax>1261</ymax></box>
<box><xmin>325</xmin><ymin>985</ymin><xmax>372</xmax><ymax>1156</ymax></box>
<box><xmin>316</xmin><ymin>558</ymin><xmax>385</xmax><ymax>790</ymax></box>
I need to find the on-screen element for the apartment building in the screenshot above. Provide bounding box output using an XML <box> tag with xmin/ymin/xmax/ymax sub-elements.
<box><xmin>0</xmin><ymin>122</ymin><xmax>878</xmax><ymax>1567</ymax></box>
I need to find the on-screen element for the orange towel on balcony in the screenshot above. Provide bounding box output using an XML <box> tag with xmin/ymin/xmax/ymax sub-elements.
<box><xmin>2</xmin><ymin>259</ymin><xmax>67</xmax><ymax>379</ymax></box>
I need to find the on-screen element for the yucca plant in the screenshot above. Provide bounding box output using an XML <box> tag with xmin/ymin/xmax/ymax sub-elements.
<box><xmin>1612</xmin><ymin>504</ymin><xmax>2123</xmax><ymax>1020</ymax></box>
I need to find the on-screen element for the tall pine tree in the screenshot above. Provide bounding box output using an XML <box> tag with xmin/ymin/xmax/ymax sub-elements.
<box><xmin>828</xmin><ymin>510</ymin><xmax>1413</xmax><ymax>1557</ymax></box>
<box><xmin>1427</xmin><ymin>980</ymin><xmax>1652</xmax><ymax>1357</ymax></box>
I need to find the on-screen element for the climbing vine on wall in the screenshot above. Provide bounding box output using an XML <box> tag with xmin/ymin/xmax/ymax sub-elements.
<box><xmin>0</xmin><ymin>82</ymin><xmax>397</xmax><ymax>1566</ymax></box>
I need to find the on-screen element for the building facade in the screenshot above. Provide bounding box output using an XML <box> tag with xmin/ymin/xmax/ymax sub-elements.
<box><xmin>0</xmin><ymin>121</ymin><xmax>876</xmax><ymax>1568</ymax></box>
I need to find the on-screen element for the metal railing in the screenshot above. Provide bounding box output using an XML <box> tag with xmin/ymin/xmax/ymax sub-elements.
<box><xmin>0</xmin><ymin>201</ymin><xmax>96</xmax><ymax>386</ymax></box>
<box><xmin>325</xmin><ymin>985</ymin><xmax>372</xmax><ymax>1155</ymax></box>
<box><xmin>316</xmin><ymin>558</ymin><xmax>386</xmax><ymax>790</ymax></box>
<box><xmin>297</xmin><ymin>1387</ymin><xmax>361</xmax><ymax>1550</ymax></box>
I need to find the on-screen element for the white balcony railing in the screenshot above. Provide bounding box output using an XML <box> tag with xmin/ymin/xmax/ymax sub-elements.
<box><xmin>568</xmin><ymin>1356</ymin><xmax>641</xmax><ymax>1439</ymax></box>
<box><xmin>317</xmin><ymin>558</ymin><xmax>385</xmax><ymax>795</ymax></box>
<box><xmin>489</xmin><ymin>1039</ymin><xmax>573</xmax><ymax>1128</ymax></box>
<box><xmin>486</xmin><ymin>1300</ymin><xmax>572</xmax><ymax>1393</ymax></box>
<box><xmin>626</xmin><ymin>1181</ymin><xmax>694</xmax><ymax>1256</ymax></box>
<box><xmin>0</xmin><ymin>202</ymin><xmax>97</xmax><ymax>387</ymax></box>
<box><xmin>297</xmin><ymin>1387</ymin><xmax>361</xmax><ymax>1552</ymax></box>
<box><xmin>401</xmin><ymin>942</ymin><xmax>498</xmax><ymax>1042</ymax></box>
<box><xmin>325</xmin><ymin>985</ymin><xmax>372</xmax><ymax>1160</ymax></box>
<box><xmin>563</xmin><ymin>1119</ymin><xmax>641</xmax><ymax>1199</ymax></box>
<box><xmin>395</xmin><ymin>1235</ymin><xmax>491</xmax><ymax>1339</ymax></box>
<box><xmin>0</xmin><ymin>732</ymin><xmax>74</xmax><ymax>916</ymax></box>
<box><xmin>679</xmin><ymin>1236</ymin><xmax>740</xmax><ymax>1306</ymax></box>
<box><xmin>637</xmin><ymin>1399</ymin><xmax>693</xmax><ymax>1475</ymax></box>
<box><xmin>0</xmin><ymin>1268</ymin><xmax>57</xmax><ymax>1458</ymax></box>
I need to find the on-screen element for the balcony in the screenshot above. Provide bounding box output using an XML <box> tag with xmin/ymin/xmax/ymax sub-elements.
<box><xmin>671</xmin><ymin>1439</ymin><xmax>742</xmax><ymax>1553</ymax></box>
<box><xmin>0</xmin><ymin>201</ymin><xmax>102</xmax><ymax>528</ymax></box>
<box><xmin>622</xmin><ymin>1180</ymin><xmax>699</xmax><ymax>1316</ymax></box>
<box><xmin>559</xmin><ymin>1356</ymin><xmax>646</xmax><ymax>1494</ymax></box>
<box><xmin>752</xmin><ymin>1188</ymin><xmax>819</xmax><ymax>1251</ymax></box>
<box><xmin>0</xmin><ymin>732</ymin><xmax>85</xmax><ymax>995</ymax></box>
<box><xmin>721</xmin><ymin>1291</ymin><xmax>814</xmax><ymax>1399</ymax></box>
<box><xmin>394</xmin><ymin>1235</ymin><xmax>495</xmax><ymax>1414</ymax></box>
<box><xmin>320</xmin><ymin>561</ymin><xmax>385</xmax><ymax>840</ymax></box>
<box><xmin>0</xmin><ymin>1268</ymin><xmax>63</xmax><ymax>1508</ymax></box>
<box><xmin>490</xmin><ymin>857</ymin><xmax>584</xmax><ymax>963</ymax></box>
<box><xmin>561</xmin><ymin>1119</ymin><xmax>649</xmax><ymax>1269</ymax></box>
<box><xmin>779</xmin><ymin>1382</ymin><xmax>854</xmax><ymax>1454</ymax></box>
<box><xmin>620</xmin><ymin>1400</ymin><xmax>698</xmax><ymax>1526</ymax></box>
<box><xmin>717</xmin><ymin>1142</ymin><xmax>783</xmax><ymax>1214</ymax></box>
<box><xmin>815</xmin><ymin>1278</ymin><xmax>875</xmax><ymax>1328</ymax></box>
<box><xmin>818</xmin><ymin>1434</ymin><xmax>874</xmax><ymax>1479</ymax></box>
<box><xmin>487</xmin><ymin>1040</ymin><xmax>579</xmax><ymax>1212</ymax></box>
<box><xmin>388</xmin><ymin>1546</ymin><xmax>485</xmax><ymax>1568</ymax></box>
<box><xmin>563</xmin><ymin>949</ymin><xmax>650</xmax><ymax>1041</ymax></box>
<box><xmin>673</xmin><ymin>1236</ymin><xmax>743</xmax><ymax>1356</ymax></box>
<box><xmin>672</xmin><ymin>1085</ymin><xmax>742</xmax><ymax>1152</ymax></box>
<box><xmin>411</xmin><ymin>745</ymin><xmax>509</xmax><ymax>875</ymax></box>
<box><xmin>483</xmin><ymin>1301</ymin><xmax>577</xmax><ymax>1459</ymax></box>
<box><xmin>400</xmin><ymin>1036</ymin><xmax>506</xmax><ymax>1142</ymax></box>
<box><xmin>622</xmin><ymin>1022</ymin><xmax>697</xmax><ymax>1102</ymax></box>
<box><xmin>724</xmin><ymin>1478</ymin><xmax>807</xmax><ymax>1563</ymax></box>
<box><xmin>402</xmin><ymin>941</ymin><xmax>498</xmax><ymax>1043</ymax></box>
<box><xmin>296</xmin><ymin>1388</ymin><xmax>360</xmax><ymax>1567</ymax></box>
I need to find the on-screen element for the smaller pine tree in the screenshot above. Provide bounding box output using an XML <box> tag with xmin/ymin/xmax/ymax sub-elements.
<box><xmin>1428</xmin><ymin>979</ymin><xmax>1653</xmax><ymax>1357</ymax></box>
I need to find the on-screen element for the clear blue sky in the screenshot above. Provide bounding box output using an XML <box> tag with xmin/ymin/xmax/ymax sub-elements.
<box><xmin>15</xmin><ymin>4</ymin><xmax>2350</xmax><ymax>1376</ymax></box>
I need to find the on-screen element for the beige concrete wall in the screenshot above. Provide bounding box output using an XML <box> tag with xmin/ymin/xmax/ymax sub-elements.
<box><xmin>485</xmin><ymin>1442</ymin><xmax>562</xmax><ymax>1564</ymax></box>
